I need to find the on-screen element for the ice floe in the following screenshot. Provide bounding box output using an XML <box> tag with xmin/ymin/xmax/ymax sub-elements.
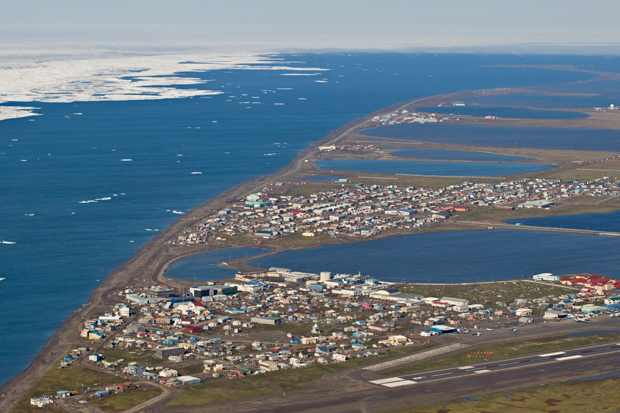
<box><xmin>0</xmin><ymin>53</ymin><xmax>329</xmax><ymax>121</ymax></box>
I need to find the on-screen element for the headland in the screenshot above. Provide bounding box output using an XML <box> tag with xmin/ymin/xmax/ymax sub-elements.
<box><xmin>5</xmin><ymin>64</ymin><xmax>620</xmax><ymax>412</ymax></box>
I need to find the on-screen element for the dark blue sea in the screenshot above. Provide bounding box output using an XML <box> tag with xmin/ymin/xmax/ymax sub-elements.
<box><xmin>0</xmin><ymin>53</ymin><xmax>615</xmax><ymax>387</ymax></box>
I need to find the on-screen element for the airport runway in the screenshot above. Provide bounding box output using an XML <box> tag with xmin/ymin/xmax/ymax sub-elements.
<box><xmin>365</xmin><ymin>341</ymin><xmax>620</xmax><ymax>388</ymax></box>
<box><xmin>165</xmin><ymin>342</ymin><xmax>620</xmax><ymax>413</ymax></box>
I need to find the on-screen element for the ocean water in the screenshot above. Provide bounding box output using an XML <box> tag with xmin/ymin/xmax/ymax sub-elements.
<box><xmin>315</xmin><ymin>159</ymin><xmax>553</xmax><ymax>177</ymax></box>
<box><xmin>390</xmin><ymin>147</ymin><xmax>531</xmax><ymax>162</ymax></box>
<box><xmin>247</xmin><ymin>229</ymin><xmax>620</xmax><ymax>283</ymax></box>
<box><xmin>414</xmin><ymin>106</ymin><xmax>588</xmax><ymax>119</ymax></box>
<box><xmin>0</xmin><ymin>53</ymin><xmax>612</xmax><ymax>388</ymax></box>
<box><xmin>361</xmin><ymin>124</ymin><xmax>620</xmax><ymax>152</ymax></box>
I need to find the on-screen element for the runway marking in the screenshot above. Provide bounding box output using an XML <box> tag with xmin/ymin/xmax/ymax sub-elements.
<box><xmin>432</xmin><ymin>372</ymin><xmax>453</xmax><ymax>377</ymax></box>
<box><xmin>457</xmin><ymin>366</ymin><xmax>474</xmax><ymax>370</ymax></box>
<box><xmin>474</xmin><ymin>369</ymin><xmax>491</xmax><ymax>374</ymax></box>
<box><xmin>499</xmin><ymin>362</ymin><xmax>520</xmax><ymax>367</ymax></box>
<box><xmin>412</xmin><ymin>376</ymin><xmax>426</xmax><ymax>380</ymax></box>
<box><xmin>383</xmin><ymin>380</ymin><xmax>416</xmax><ymax>387</ymax></box>
<box><xmin>539</xmin><ymin>352</ymin><xmax>566</xmax><ymax>357</ymax></box>
<box><xmin>370</xmin><ymin>378</ymin><xmax>404</xmax><ymax>385</ymax></box>
<box><xmin>556</xmin><ymin>355</ymin><xmax>583</xmax><ymax>361</ymax></box>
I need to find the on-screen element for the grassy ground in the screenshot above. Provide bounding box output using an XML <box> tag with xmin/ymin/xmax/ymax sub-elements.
<box><xmin>100</xmin><ymin>348</ymin><xmax>161</xmax><ymax>368</ymax></box>
<box><xmin>401</xmin><ymin>376</ymin><xmax>620</xmax><ymax>412</ymax></box>
<box><xmin>13</xmin><ymin>364</ymin><xmax>120</xmax><ymax>413</ymax></box>
<box><xmin>400</xmin><ymin>280</ymin><xmax>572</xmax><ymax>306</ymax></box>
<box><xmin>163</xmin><ymin>375</ymin><xmax>272</xmax><ymax>409</ymax></box>
<box><xmin>392</xmin><ymin>333</ymin><xmax>620</xmax><ymax>375</ymax></box>
<box><xmin>460</xmin><ymin>195</ymin><xmax>620</xmax><ymax>224</ymax></box>
<box><xmin>270</xmin><ymin>355</ymin><xmax>383</xmax><ymax>392</ymax></box>
<box><xmin>177</xmin><ymin>363</ymin><xmax>206</xmax><ymax>376</ymax></box>
<box><xmin>88</xmin><ymin>388</ymin><xmax>161</xmax><ymax>412</ymax></box>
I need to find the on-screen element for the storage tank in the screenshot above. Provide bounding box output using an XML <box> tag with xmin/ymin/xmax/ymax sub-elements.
<box><xmin>320</xmin><ymin>272</ymin><xmax>332</xmax><ymax>281</ymax></box>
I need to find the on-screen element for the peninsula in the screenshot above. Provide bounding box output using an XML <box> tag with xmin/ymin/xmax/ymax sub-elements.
<box><xmin>6</xmin><ymin>65</ymin><xmax>620</xmax><ymax>413</ymax></box>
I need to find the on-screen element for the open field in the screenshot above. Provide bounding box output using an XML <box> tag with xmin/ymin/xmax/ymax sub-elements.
<box><xmin>392</xmin><ymin>333</ymin><xmax>620</xmax><ymax>375</ymax></box>
<box><xmin>400</xmin><ymin>280</ymin><xmax>575</xmax><ymax>306</ymax></box>
<box><xmin>163</xmin><ymin>375</ymin><xmax>272</xmax><ymax>409</ymax></box>
<box><xmin>441</xmin><ymin>108</ymin><xmax>620</xmax><ymax>130</ymax></box>
<box><xmin>460</xmin><ymin>195</ymin><xmax>620</xmax><ymax>223</ymax></box>
<box><xmin>402</xmin><ymin>374</ymin><xmax>620</xmax><ymax>413</ymax></box>
<box><xmin>12</xmin><ymin>364</ymin><xmax>120</xmax><ymax>413</ymax></box>
<box><xmin>88</xmin><ymin>388</ymin><xmax>161</xmax><ymax>412</ymax></box>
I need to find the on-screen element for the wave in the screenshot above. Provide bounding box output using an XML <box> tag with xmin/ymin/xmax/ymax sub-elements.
<box><xmin>1</xmin><ymin>241</ymin><xmax>16</xmax><ymax>244</ymax></box>
<box><xmin>191</xmin><ymin>172</ymin><xmax>202</xmax><ymax>174</ymax></box>
<box><xmin>172</xmin><ymin>211</ymin><xmax>184</xmax><ymax>215</ymax></box>
<box><xmin>121</xmin><ymin>159</ymin><xmax>132</xmax><ymax>162</ymax></box>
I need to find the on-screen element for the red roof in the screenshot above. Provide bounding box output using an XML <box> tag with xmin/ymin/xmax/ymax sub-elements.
<box><xmin>191</xmin><ymin>301</ymin><xmax>205</xmax><ymax>307</ymax></box>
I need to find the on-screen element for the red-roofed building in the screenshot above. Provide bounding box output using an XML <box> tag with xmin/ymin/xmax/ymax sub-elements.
<box><xmin>185</xmin><ymin>325</ymin><xmax>203</xmax><ymax>334</ymax></box>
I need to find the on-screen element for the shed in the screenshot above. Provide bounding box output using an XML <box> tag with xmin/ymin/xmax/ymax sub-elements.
<box><xmin>430</xmin><ymin>325</ymin><xmax>456</xmax><ymax>335</ymax></box>
<box><xmin>56</xmin><ymin>391</ymin><xmax>71</xmax><ymax>398</ymax></box>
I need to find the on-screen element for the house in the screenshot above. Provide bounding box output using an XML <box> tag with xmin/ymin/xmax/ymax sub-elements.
<box><xmin>188</xmin><ymin>301</ymin><xmax>206</xmax><ymax>313</ymax></box>
<box><xmin>88</xmin><ymin>353</ymin><xmax>103</xmax><ymax>362</ymax></box>
<box><xmin>56</xmin><ymin>390</ymin><xmax>71</xmax><ymax>398</ymax></box>
<box><xmin>176</xmin><ymin>376</ymin><xmax>201</xmax><ymax>385</ymax></box>
<box><xmin>605</xmin><ymin>296</ymin><xmax>620</xmax><ymax>305</ymax></box>
<box><xmin>515</xmin><ymin>308</ymin><xmax>532</xmax><ymax>317</ymax></box>
<box><xmin>88</xmin><ymin>331</ymin><xmax>104</xmax><ymax>340</ymax></box>
<box><xmin>368</xmin><ymin>324</ymin><xmax>389</xmax><ymax>332</ymax></box>
<box><xmin>184</xmin><ymin>325</ymin><xmax>203</xmax><ymax>334</ymax></box>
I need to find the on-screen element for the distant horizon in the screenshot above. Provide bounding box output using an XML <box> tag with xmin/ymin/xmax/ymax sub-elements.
<box><xmin>3</xmin><ymin>0</ymin><xmax>620</xmax><ymax>58</ymax></box>
<box><xmin>3</xmin><ymin>42</ymin><xmax>620</xmax><ymax>61</ymax></box>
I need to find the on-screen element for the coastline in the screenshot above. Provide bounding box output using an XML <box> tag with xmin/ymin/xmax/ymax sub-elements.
<box><xmin>3</xmin><ymin>66</ymin><xmax>618</xmax><ymax>410</ymax></box>
<box><xmin>0</xmin><ymin>91</ymin><xmax>457</xmax><ymax>411</ymax></box>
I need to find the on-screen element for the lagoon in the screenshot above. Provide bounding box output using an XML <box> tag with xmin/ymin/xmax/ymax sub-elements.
<box><xmin>316</xmin><ymin>159</ymin><xmax>553</xmax><ymax>177</ymax></box>
<box><xmin>391</xmin><ymin>147</ymin><xmax>532</xmax><ymax>162</ymax></box>
<box><xmin>165</xmin><ymin>247</ymin><xmax>269</xmax><ymax>282</ymax></box>
<box><xmin>247</xmin><ymin>229</ymin><xmax>620</xmax><ymax>283</ymax></box>
<box><xmin>415</xmin><ymin>106</ymin><xmax>588</xmax><ymax>119</ymax></box>
<box><xmin>362</xmin><ymin>124</ymin><xmax>620</xmax><ymax>152</ymax></box>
